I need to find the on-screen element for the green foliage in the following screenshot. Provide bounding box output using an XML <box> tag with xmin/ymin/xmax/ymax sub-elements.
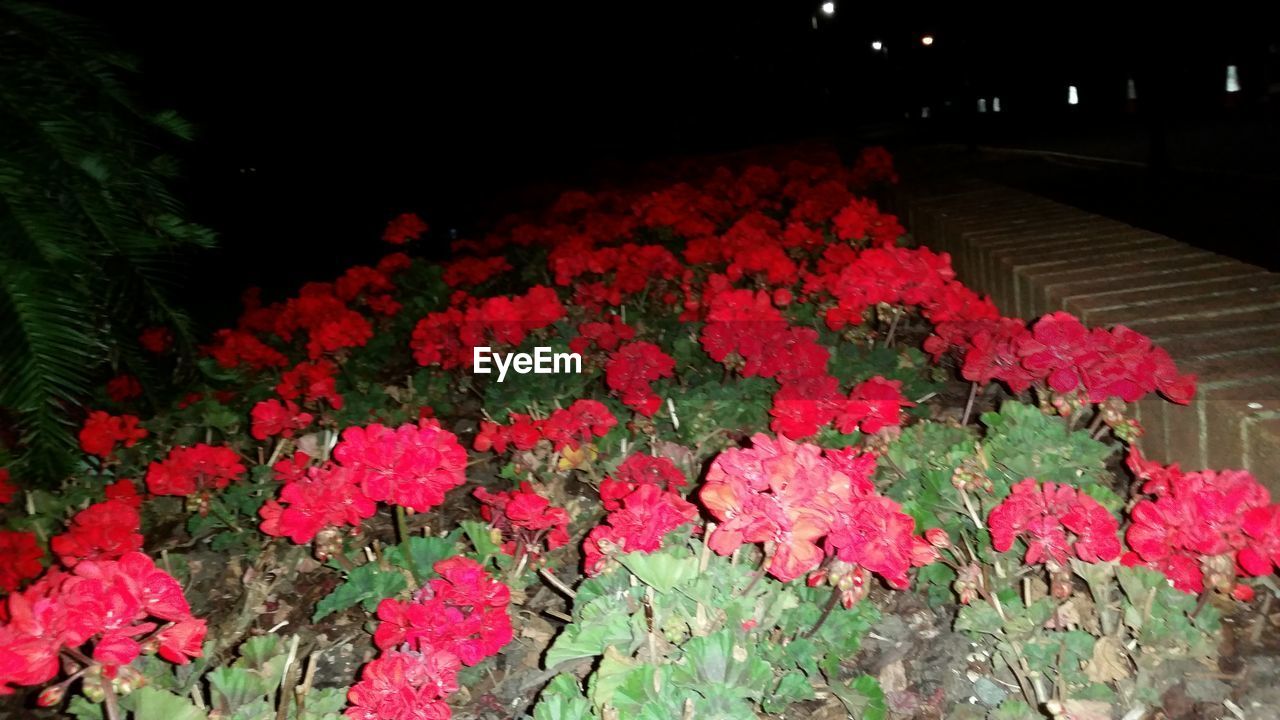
<box><xmin>313</xmin><ymin>560</ymin><xmax>408</xmax><ymax>621</ymax></box>
<box><xmin>979</xmin><ymin>401</ymin><xmax>1114</xmax><ymax>496</ymax></box>
<box><xmin>0</xmin><ymin>1</ymin><xmax>216</xmax><ymax>478</ymax></box>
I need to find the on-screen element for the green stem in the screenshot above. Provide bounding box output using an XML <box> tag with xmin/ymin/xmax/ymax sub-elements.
<box><xmin>394</xmin><ymin>505</ymin><xmax>411</xmax><ymax>545</ymax></box>
<box><xmin>207</xmin><ymin>496</ymin><xmax>243</xmax><ymax>532</ymax></box>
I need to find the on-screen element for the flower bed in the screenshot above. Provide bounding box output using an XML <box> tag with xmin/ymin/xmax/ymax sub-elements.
<box><xmin>1</xmin><ymin>146</ymin><xmax>1274</xmax><ymax>719</ymax></box>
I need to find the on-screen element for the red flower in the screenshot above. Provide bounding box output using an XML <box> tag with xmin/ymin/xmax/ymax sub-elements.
<box><xmin>583</xmin><ymin>484</ymin><xmax>698</xmax><ymax>576</ymax></box>
<box><xmin>145</xmin><ymin>444</ymin><xmax>246</xmax><ymax>497</ymax></box>
<box><xmin>989</xmin><ymin>479</ymin><xmax>1121</xmax><ymax>568</ymax></box>
<box><xmin>277</xmin><ymin>360</ymin><xmax>345</xmax><ymax>409</ymax></box>
<box><xmin>138</xmin><ymin>326</ymin><xmax>173</xmax><ymax>354</ymax></box>
<box><xmin>260</xmin><ymin>464</ymin><xmax>376</xmax><ymax>544</ymax></box>
<box><xmin>473</xmin><ymin>483</ymin><xmax>571</xmax><ymax>554</ymax></box>
<box><xmin>383</xmin><ymin>212</ymin><xmax>428</xmax><ymax>245</ymax></box>
<box><xmin>50</xmin><ymin>499</ymin><xmax>142</xmax><ymax>567</ymax></box>
<box><xmin>333</xmin><ymin>421</ymin><xmax>467</xmax><ymax>513</ymax></box>
<box><xmin>78</xmin><ymin>411</ymin><xmax>148</xmax><ymax>459</ymax></box>
<box><xmin>372</xmin><ymin>556</ymin><xmax>511</xmax><ymax>667</ymax></box>
<box><xmin>836</xmin><ymin>376</ymin><xmax>913</xmax><ymax>435</ymax></box>
<box><xmin>0</xmin><ymin>469</ymin><xmax>14</xmax><ymax>505</ymax></box>
<box><xmin>605</xmin><ymin>341</ymin><xmax>675</xmax><ymax>416</ymax></box>
<box><xmin>0</xmin><ymin>531</ymin><xmax>43</xmax><ymax>593</ymax></box>
<box><xmin>250</xmin><ymin>399</ymin><xmax>314</xmax><ymax>441</ymax></box>
<box><xmin>105</xmin><ymin>374</ymin><xmax>142</xmax><ymax>403</ymax></box>
<box><xmin>345</xmin><ymin>650</ymin><xmax>457</xmax><ymax>720</ymax></box>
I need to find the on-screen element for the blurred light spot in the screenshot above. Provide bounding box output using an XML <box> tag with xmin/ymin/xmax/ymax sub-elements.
<box><xmin>871</xmin><ymin>40</ymin><xmax>883</xmax><ymax>51</ymax></box>
<box><xmin>921</xmin><ymin>106</ymin><xmax>930</xmax><ymax>118</ymax></box>
<box><xmin>1127</xmin><ymin>77</ymin><xmax>1137</xmax><ymax>100</ymax></box>
<box><xmin>977</xmin><ymin>98</ymin><xmax>987</xmax><ymax>113</ymax></box>
<box><xmin>921</xmin><ymin>34</ymin><xmax>934</xmax><ymax>46</ymax></box>
<box><xmin>993</xmin><ymin>97</ymin><xmax>1001</xmax><ymax>112</ymax></box>
<box><xmin>1068</xmin><ymin>85</ymin><xmax>1079</xmax><ymax>105</ymax></box>
<box><xmin>1227</xmin><ymin>65</ymin><xmax>1241</xmax><ymax>93</ymax></box>
<box><xmin>821</xmin><ymin>1</ymin><xmax>835</xmax><ymax>16</ymax></box>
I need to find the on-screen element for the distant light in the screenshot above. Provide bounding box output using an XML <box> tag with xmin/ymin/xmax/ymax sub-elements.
<box><xmin>921</xmin><ymin>35</ymin><xmax>935</xmax><ymax>46</ymax></box>
<box><xmin>977</xmin><ymin>98</ymin><xmax>987</xmax><ymax>113</ymax></box>
<box><xmin>1068</xmin><ymin>85</ymin><xmax>1079</xmax><ymax>105</ymax></box>
<box><xmin>921</xmin><ymin>106</ymin><xmax>930</xmax><ymax>118</ymax></box>
<box><xmin>871</xmin><ymin>40</ymin><xmax>883</xmax><ymax>51</ymax></box>
<box><xmin>1126</xmin><ymin>77</ymin><xmax>1137</xmax><ymax>100</ymax></box>
<box><xmin>993</xmin><ymin>97</ymin><xmax>1001</xmax><ymax>112</ymax></box>
<box><xmin>821</xmin><ymin>1</ymin><xmax>835</xmax><ymax>16</ymax></box>
<box><xmin>1226</xmin><ymin>65</ymin><xmax>1241</xmax><ymax>93</ymax></box>
<box><xmin>811</xmin><ymin>15</ymin><xmax>818</xmax><ymax>29</ymax></box>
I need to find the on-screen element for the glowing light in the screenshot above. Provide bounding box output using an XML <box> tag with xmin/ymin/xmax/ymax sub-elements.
<box><xmin>1226</xmin><ymin>65</ymin><xmax>1240</xmax><ymax>93</ymax></box>
<box><xmin>1127</xmin><ymin>77</ymin><xmax>1137</xmax><ymax>100</ymax></box>
<box><xmin>977</xmin><ymin>98</ymin><xmax>987</xmax><ymax>113</ymax></box>
<box><xmin>993</xmin><ymin>97</ymin><xmax>1001</xmax><ymax>112</ymax></box>
<box><xmin>821</xmin><ymin>1</ymin><xmax>835</xmax><ymax>16</ymax></box>
<box><xmin>921</xmin><ymin>35</ymin><xmax>934</xmax><ymax>46</ymax></box>
<box><xmin>921</xmin><ymin>106</ymin><xmax>930</xmax><ymax>118</ymax></box>
<box><xmin>871</xmin><ymin>40</ymin><xmax>883</xmax><ymax>51</ymax></box>
<box><xmin>1068</xmin><ymin>85</ymin><xmax>1079</xmax><ymax>105</ymax></box>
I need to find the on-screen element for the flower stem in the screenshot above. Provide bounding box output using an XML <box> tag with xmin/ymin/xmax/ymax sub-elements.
<box><xmin>207</xmin><ymin>496</ymin><xmax>243</xmax><ymax>532</ymax></box>
<box><xmin>962</xmin><ymin>382</ymin><xmax>979</xmax><ymax>426</ymax></box>
<box><xmin>804</xmin><ymin>585</ymin><xmax>842</xmax><ymax>639</ymax></box>
<box><xmin>394</xmin><ymin>505</ymin><xmax>411</xmax><ymax>545</ymax></box>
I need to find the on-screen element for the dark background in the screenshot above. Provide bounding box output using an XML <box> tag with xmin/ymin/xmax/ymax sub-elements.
<box><xmin>56</xmin><ymin>2</ymin><xmax>1280</xmax><ymax>324</ymax></box>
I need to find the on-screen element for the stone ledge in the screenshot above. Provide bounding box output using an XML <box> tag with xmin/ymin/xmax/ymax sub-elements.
<box><xmin>900</xmin><ymin>179</ymin><xmax>1280</xmax><ymax>490</ymax></box>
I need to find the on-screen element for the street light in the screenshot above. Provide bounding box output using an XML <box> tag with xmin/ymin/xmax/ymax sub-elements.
<box><xmin>921</xmin><ymin>34</ymin><xmax>935</xmax><ymax>46</ymax></box>
<box><xmin>821</xmin><ymin>1</ymin><xmax>835</xmax><ymax>16</ymax></box>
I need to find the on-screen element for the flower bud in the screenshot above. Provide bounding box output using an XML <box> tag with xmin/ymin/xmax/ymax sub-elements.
<box><xmin>924</xmin><ymin>528</ymin><xmax>951</xmax><ymax>549</ymax></box>
<box><xmin>37</xmin><ymin>684</ymin><xmax>66</xmax><ymax>707</ymax></box>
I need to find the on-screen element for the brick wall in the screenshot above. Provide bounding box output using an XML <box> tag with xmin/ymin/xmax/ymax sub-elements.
<box><xmin>897</xmin><ymin>181</ymin><xmax>1280</xmax><ymax>490</ymax></box>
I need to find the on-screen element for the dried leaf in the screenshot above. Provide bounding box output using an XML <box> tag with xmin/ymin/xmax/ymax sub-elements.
<box><xmin>1083</xmin><ymin>636</ymin><xmax>1131</xmax><ymax>683</ymax></box>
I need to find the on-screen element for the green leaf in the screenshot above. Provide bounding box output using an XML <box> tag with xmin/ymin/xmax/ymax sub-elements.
<box><xmin>989</xmin><ymin>698</ymin><xmax>1037</xmax><ymax>719</ymax></box>
<box><xmin>313</xmin><ymin>562</ymin><xmax>408</xmax><ymax>621</ymax></box>
<box><xmin>955</xmin><ymin>603</ymin><xmax>1004</xmax><ymax>636</ymax></box>
<box><xmin>762</xmin><ymin>671</ymin><xmax>816</xmax><ymax>713</ymax></box>
<box><xmin>828</xmin><ymin>674</ymin><xmax>887</xmax><ymax>720</ymax></box>
<box><xmin>122</xmin><ymin>686</ymin><xmax>209</xmax><ymax>720</ymax></box>
<box><xmin>67</xmin><ymin>697</ymin><xmax>104</xmax><ymax>720</ymax></box>
<box><xmin>588</xmin><ymin>646</ymin><xmax>640</xmax><ymax>711</ymax></box>
<box><xmin>545</xmin><ymin>596</ymin><xmax>637</xmax><ymax>667</ymax></box>
<box><xmin>207</xmin><ymin>666</ymin><xmax>272</xmax><ymax>714</ymax></box>
<box><xmin>617</xmin><ymin>547</ymin><xmax>698</xmax><ymax>594</ymax></box>
<box><xmin>383</xmin><ymin>531</ymin><xmax>461</xmax><ymax>581</ymax></box>
<box><xmin>670</xmin><ymin>629</ymin><xmax>773</xmax><ymax>701</ymax></box>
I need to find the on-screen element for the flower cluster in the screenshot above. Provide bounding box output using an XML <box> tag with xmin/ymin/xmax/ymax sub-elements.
<box><xmin>583</xmin><ymin>482</ymin><xmax>698</xmax><ymax>577</ymax></box>
<box><xmin>0</xmin><ymin>552</ymin><xmax>205</xmax><ymax>696</ymax></box>
<box><xmin>382</xmin><ymin>212</ymin><xmax>428</xmax><ymax>245</ymax></box>
<box><xmin>410</xmin><ymin>286</ymin><xmax>566</xmax><ymax>369</ymax></box>
<box><xmin>473</xmin><ymin>399</ymin><xmax>617</xmax><ymax>455</ymax></box>
<box><xmin>204</xmin><ymin>329</ymin><xmax>289</xmax><ymax>370</ymax></box>
<box><xmin>443</xmin><ymin>255</ymin><xmax>512</xmax><ymax>288</ymax></box>
<box><xmin>263</xmin><ymin>422</ymin><xmax>467</xmax><ymax>544</ymax></box>
<box><xmin>0</xmin><ymin>531</ymin><xmax>43</xmax><ymax>593</ymax></box>
<box><xmin>138</xmin><ymin>326</ymin><xmax>173</xmax><ymax>354</ymax></box>
<box><xmin>348</xmin><ymin>557</ymin><xmax>511</xmax><ymax>719</ymax></box>
<box><xmin>145</xmin><ymin>443</ymin><xmax>246</xmax><ymax>498</ymax></box>
<box><xmin>333</xmin><ymin>421</ymin><xmax>468</xmax><ymax>513</ymax></box>
<box><xmin>700</xmin><ymin>434</ymin><xmax>931</xmax><ymax>588</ymax></box>
<box><xmin>605</xmin><ymin>341</ymin><xmax>675</xmax><ymax>416</ymax></box>
<box><xmin>105</xmin><ymin>374</ymin><xmax>142</xmax><ymax>403</ymax></box>
<box><xmin>928</xmin><ymin>312</ymin><xmax>1197</xmax><ymax>406</ymax></box>
<box><xmin>250</xmin><ymin>398</ymin><xmax>314</xmax><ymax>440</ymax></box>
<box><xmin>1124</xmin><ymin>450</ymin><xmax>1269</xmax><ymax>597</ymax></box>
<box><xmin>259</xmin><ymin>463</ymin><xmax>375</xmax><ymax>545</ymax></box>
<box><xmin>569</xmin><ymin>315</ymin><xmax>635</xmax><ymax>355</ymax></box>
<box><xmin>834</xmin><ymin>376</ymin><xmax>914</xmax><ymax>436</ymax></box>
<box><xmin>277</xmin><ymin>359</ymin><xmax>345</xmax><ymax>409</ymax></box>
<box><xmin>988</xmin><ymin>479</ymin><xmax>1121</xmax><ymax>571</ymax></box>
<box><xmin>50</xmin><ymin>498</ymin><xmax>143</xmax><ymax>567</ymax></box>
<box><xmin>78</xmin><ymin>411</ymin><xmax>148</xmax><ymax>460</ymax></box>
<box><xmin>598</xmin><ymin>454</ymin><xmax>688</xmax><ymax>511</ymax></box>
<box><xmin>473</xmin><ymin>482</ymin><xmax>571</xmax><ymax>557</ymax></box>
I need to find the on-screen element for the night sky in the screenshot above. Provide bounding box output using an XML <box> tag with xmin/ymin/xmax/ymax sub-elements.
<box><xmin>56</xmin><ymin>3</ymin><xmax>1280</xmax><ymax>320</ymax></box>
